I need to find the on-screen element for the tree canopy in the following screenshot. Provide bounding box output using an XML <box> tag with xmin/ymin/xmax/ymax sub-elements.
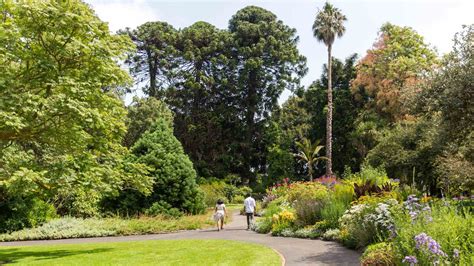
<box><xmin>351</xmin><ymin>23</ymin><xmax>438</xmax><ymax>121</ymax></box>
<box><xmin>0</xmin><ymin>0</ymin><xmax>150</xmax><ymax>218</ymax></box>
<box><xmin>125</xmin><ymin>6</ymin><xmax>307</xmax><ymax>185</ymax></box>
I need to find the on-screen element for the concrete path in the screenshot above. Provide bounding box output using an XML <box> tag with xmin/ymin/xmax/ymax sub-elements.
<box><xmin>0</xmin><ymin>212</ymin><xmax>360</xmax><ymax>265</ymax></box>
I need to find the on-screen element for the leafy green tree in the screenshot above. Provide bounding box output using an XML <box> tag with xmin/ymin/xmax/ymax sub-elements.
<box><xmin>366</xmin><ymin>119</ymin><xmax>440</xmax><ymax>192</ymax></box>
<box><xmin>428</xmin><ymin>25</ymin><xmax>473</xmax><ymax>196</ymax></box>
<box><xmin>312</xmin><ymin>2</ymin><xmax>347</xmax><ymax>176</ymax></box>
<box><xmin>130</xmin><ymin>119</ymin><xmax>205</xmax><ymax>214</ymax></box>
<box><xmin>349</xmin><ymin>23</ymin><xmax>437</xmax><ymax>173</ymax></box>
<box><xmin>267</xmin><ymin>95</ymin><xmax>311</xmax><ymax>182</ymax></box>
<box><xmin>417</xmin><ymin>25</ymin><xmax>473</xmax><ymax>195</ymax></box>
<box><xmin>367</xmin><ymin>25</ymin><xmax>473</xmax><ymax>195</ymax></box>
<box><xmin>0</xmin><ymin>0</ymin><xmax>150</xmax><ymax>217</ymax></box>
<box><xmin>229</xmin><ymin>6</ymin><xmax>307</xmax><ymax>185</ymax></box>
<box><xmin>415</xmin><ymin>24</ymin><xmax>473</xmax><ymax>149</ymax></box>
<box><xmin>123</xmin><ymin>97</ymin><xmax>173</xmax><ymax>148</ymax></box>
<box><xmin>265</xmin><ymin>121</ymin><xmax>295</xmax><ymax>185</ymax></box>
<box><xmin>351</xmin><ymin>23</ymin><xmax>437</xmax><ymax>121</ymax></box>
<box><xmin>294</xmin><ymin>138</ymin><xmax>327</xmax><ymax>181</ymax></box>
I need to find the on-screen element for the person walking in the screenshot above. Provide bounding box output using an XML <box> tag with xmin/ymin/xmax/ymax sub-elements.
<box><xmin>243</xmin><ymin>193</ymin><xmax>256</xmax><ymax>230</ymax></box>
<box><xmin>213</xmin><ymin>199</ymin><xmax>227</xmax><ymax>231</ymax></box>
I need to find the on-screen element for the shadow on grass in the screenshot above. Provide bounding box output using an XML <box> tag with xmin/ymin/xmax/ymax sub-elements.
<box><xmin>0</xmin><ymin>247</ymin><xmax>112</xmax><ymax>264</ymax></box>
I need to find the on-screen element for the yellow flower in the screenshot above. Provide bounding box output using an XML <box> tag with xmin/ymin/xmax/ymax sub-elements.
<box><xmin>272</xmin><ymin>214</ymin><xmax>279</xmax><ymax>223</ymax></box>
<box><xmin>421</xmin><ymin>195</ymin><xmax>431</xmax><ymax>203</ymax></box>
<box><xmin>278</xmin><ymin>210</ymin><xmax>296</xmax><ymax>223</ymax></box>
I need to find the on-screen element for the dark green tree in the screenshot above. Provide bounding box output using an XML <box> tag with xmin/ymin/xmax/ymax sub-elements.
<box><xmin>130</xmin><ymin>119</ymin><xmax>205</xmax><ymax>214</ymax></box>
<box><xmin>265</xmin><ymin>121</ymin><xmax>295</xmax><ymax>185</ymax></box>
<box><xmin>229</xmin><ymin>6</ymin><xmax>307</xmax><ymax>185</ymax></box>
<box><xmin>267</xmin><ymin>95</ymin><xmax>311</xmax><ymax>182</ymax></box>
<box><xmin>169</xmin><ymin>22</ymin><xmax>237</xmax><ymax>178</ymax></box>
<box><xmin>124</xmin><ymin>22</ymin><xmax>178</xmax><ymax>97</ymax></box>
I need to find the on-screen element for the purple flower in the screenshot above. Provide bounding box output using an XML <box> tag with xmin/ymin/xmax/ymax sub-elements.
<box><xmin>403</xmin><ymin>256</ymin><xmax>418</xmax><ymax>265</ymax></box>
<box><xmin>414</xmin><ymin>233</ymin><xmax>447</xmax><ymax>257</ymax></box>
<box><xmin>453</xmin><ymin>248</ymin><xmax>460</xmax><ymax>258</ymax></box>
<box><xmin>405</xmin><ymin>196</ymin><xmax>433</xmax><ymax>223</ymax></box>
<box><xmin>415</xmin><ymin>233</ymin><xmax>428</xmax><ymax>249</ymax></box>
<box><xmin>407</xmin><ymin>195</ymin><xmax>419</xmax><ymax>202</ymax></box>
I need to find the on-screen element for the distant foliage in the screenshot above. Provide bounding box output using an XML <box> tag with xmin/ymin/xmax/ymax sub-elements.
<box><xmin>0</xmin><ymin>196</ymin><xmax>57</xmax><ymax>234</ymax></box>
<box><xmin>123</xmin><ymin>97</ymin><xmax>174</xmax><ymax>148</ymax></box>
<box><xmin>200</xmin><ymin>181</ymin><xmax>252</xmax><ymax>206</ymax></box>
<box><xmin>145</xmin><ymin>202</ymin><xmax>183</xmax><ymax>218</ymax></box>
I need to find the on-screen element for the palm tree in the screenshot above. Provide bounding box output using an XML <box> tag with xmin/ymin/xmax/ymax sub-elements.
<box><xmin>312</xmin><ymin>2</ymin><xmax>347</xmax><ymax>177</ymax></box>
<box><xmin>294</xmin><ymin>138</ymin><xmax>328</xmax><ymax>181</ymax></box>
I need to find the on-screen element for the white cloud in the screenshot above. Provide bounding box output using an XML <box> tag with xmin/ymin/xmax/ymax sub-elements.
<box><xmin>85</xmin><ymin>0</ymin><xmax>160</xmax><ymax>32</ymax></box>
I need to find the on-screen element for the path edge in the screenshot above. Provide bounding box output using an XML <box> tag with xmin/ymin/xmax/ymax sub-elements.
<box><xmin>271</xmin><ymin>247</ymin><xmax>286</xmax><ymax>266</ymax></box>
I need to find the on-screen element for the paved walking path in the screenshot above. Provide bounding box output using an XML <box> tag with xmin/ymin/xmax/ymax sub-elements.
<box><xmin>0</xmin><ymin>212</ymin><xmax>360</xmax><ymax>265</ymax></box>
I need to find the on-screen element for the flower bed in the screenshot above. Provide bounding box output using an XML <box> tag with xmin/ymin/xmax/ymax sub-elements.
<box><xmin>254</xmin><ymin>167</ymin><xmax>473</xmax><ymax>265</ymax></box>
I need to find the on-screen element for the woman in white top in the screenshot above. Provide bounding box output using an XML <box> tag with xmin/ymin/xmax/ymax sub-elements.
<box><xmin>213</xmin><ymin>199</ymin><xmax>227</xmax><ymax>231</ymax></box>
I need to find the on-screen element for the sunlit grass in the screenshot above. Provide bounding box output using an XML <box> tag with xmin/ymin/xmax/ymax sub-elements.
<box><xmin>0</xmin><ymin>239</ymin><xmax>281</xmax><ymax>265</ymax></box>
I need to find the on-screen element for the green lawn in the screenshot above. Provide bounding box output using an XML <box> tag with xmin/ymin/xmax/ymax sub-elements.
<box><xmin>0</xmin><ymin>239</ymin><xmax>281</xmax><ymax>265</ymax></box>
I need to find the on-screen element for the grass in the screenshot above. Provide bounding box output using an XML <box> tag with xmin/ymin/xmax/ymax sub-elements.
<box><xmin>0</xmin><ymin>209</ymin><xmax>229</xmax><ymax>242</ymax></box>
<box><xmin>0</xmin><ymin>239</ymin><xmax>281</xmax><ymax>265</ymax></box>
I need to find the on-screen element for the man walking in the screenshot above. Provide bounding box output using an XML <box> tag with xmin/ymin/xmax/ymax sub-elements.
<box><xmin>243</xmin><ymin>193</ymin><xmax>256</xmax><ymax>230</ymax></box>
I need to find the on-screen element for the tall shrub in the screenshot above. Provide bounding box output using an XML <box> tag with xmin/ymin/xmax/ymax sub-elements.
<box><xmin>131</xmin><ymin>119</ymin><xmax>205</xmax><ymax>214</ymax></box>
<box><xmin>287</xmin><ymin>182</ymin><xmax>329</xmax><ymax>225</ymax></box>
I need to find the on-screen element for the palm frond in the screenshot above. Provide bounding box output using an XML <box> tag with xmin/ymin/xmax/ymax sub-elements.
<box><xmin>312</xmin><ymin>2</ymin><xmax>347</xmax><ymax>47</ymax></box>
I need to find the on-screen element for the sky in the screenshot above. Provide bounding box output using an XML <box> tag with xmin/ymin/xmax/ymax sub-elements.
<box><xmin>85</xmin><ymin>0</ymin><xmax>474</xmax><ymax>104</ymax></box>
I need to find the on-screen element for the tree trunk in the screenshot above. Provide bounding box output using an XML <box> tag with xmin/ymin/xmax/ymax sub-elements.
<box><xmin>308</xmin><ymin>163</ymin><xmax>313</xmax><ymax>182</ymax></box>
<box><xmin>147</xmin><ymin>49</ymin><xmax>157</xmax><ymax>98</ymax></box>
<box><xmin>326</xmin><ymin>45</ymin><xmax>333</xmax><ymax>177</ymax></box>
<box><xmin>243</xmin><ymin>70</ymin><xmax>258</xmax><ymax>186</ymax></box>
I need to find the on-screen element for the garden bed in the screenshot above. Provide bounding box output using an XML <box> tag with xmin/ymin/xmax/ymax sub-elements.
<box><xmin>253</xmin><ymin>168</ymin><xmax>473</xmax><ymax>265</ymax></box>
<box><xmin>0</xmin><ymin>209</ymin><xmax>225</xmax><ymax>242</ymax></box>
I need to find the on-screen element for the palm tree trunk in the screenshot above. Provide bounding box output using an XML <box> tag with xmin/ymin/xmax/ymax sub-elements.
<box><xmin>309</xmin><ymin>163</ymin><xmax>313</xmax><ymax>182</ymax></box>
<box><xmin>326</xmin><ymin>44</ymin><xmax>333</xmax><ymax>177</ymax></box>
